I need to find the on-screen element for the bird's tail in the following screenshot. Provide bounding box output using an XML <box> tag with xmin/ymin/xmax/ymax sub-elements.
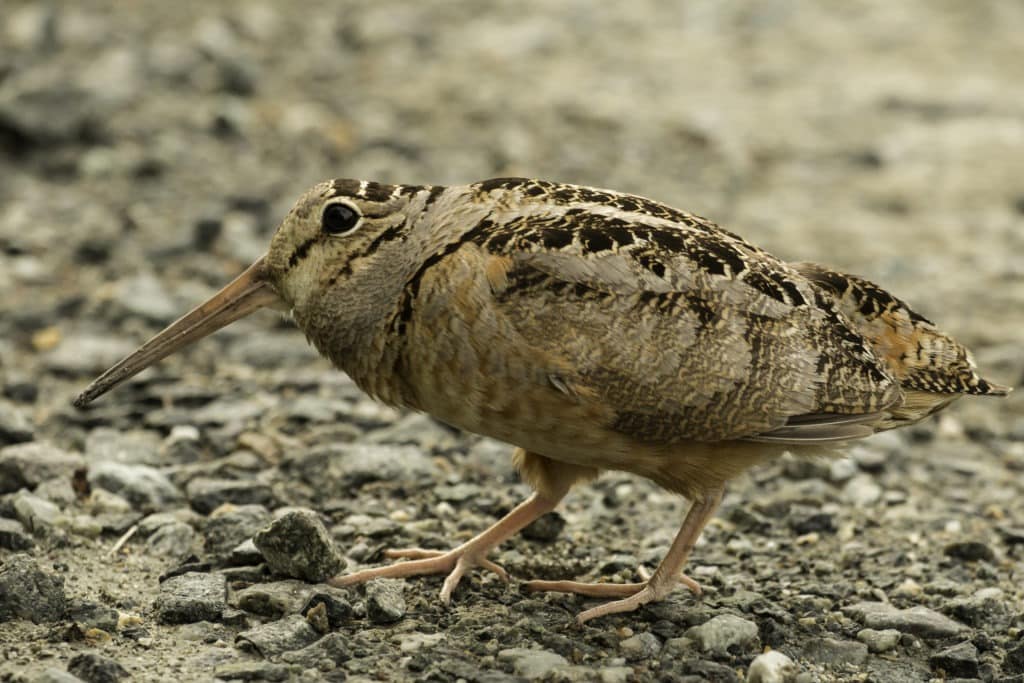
<box><xmin>791</xmin><ymin>262</ymin><xmax>1010</xmax><ymax>429</ymax></box>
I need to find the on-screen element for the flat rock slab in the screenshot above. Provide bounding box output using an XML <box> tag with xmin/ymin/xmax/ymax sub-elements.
<box><xmin>236</xmin><ymin>614</ymin><xmax>321</xmax><ymax>658</ymax></box>
<box><xmin>843</xmin><ymin>601</ymin><xmax>967</xmax><ymax>639</ymax></box>
<box><xmin>155</xmin><ymin>572</ymin><xmax>226</xmax><ymax>624</ymax></box>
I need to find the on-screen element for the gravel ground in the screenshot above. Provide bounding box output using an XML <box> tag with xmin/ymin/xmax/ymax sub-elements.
<box><xmin>1</xmin><ymin>2</ymin><xmax>1023</xmax><ymax>682</ymax></box>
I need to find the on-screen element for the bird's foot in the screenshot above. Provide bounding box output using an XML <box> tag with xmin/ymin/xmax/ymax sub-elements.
<box><xmin>525</xmin><ymin>569</ymin><xmax>701</xmax><ymax>625</ymax></box>
<box><xmin>329</xmin><ymin>546</ymin><xmax>509</xmax><ymax>604</ymax></box>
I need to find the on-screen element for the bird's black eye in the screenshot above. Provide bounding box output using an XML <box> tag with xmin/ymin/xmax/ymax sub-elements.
<box><xmin>321</xmin><ymin>202</ymin><xmax>361</xmax><ymax>235</ymax></box>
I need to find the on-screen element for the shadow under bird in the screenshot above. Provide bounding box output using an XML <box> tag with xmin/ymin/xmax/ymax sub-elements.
<box><xmin>74</xmin><ymin>177</ymin><xmax>1010</xmax><ymax>624</ymax></box>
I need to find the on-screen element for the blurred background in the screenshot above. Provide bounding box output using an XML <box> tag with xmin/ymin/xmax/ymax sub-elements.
<box><xmin>0</xmin><ymin>1</ymin><xmax>1019</xmax><ymax>407</ymax></box>
<box><xmin>0</xmin><ymin>1</ymin><xmax>1022</xmax><ymax>679</ymax></box>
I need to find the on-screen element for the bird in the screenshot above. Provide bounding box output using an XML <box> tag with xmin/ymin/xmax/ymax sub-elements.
<box><xmin>74</xmin><ymin>177</ymin><xmax>1010</xmax><ymax>624</ymax></box>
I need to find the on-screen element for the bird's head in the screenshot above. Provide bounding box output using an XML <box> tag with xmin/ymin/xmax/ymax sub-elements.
<box><xmin>74</xmin><ymin>178</ymin><xmax>435</xmax><ymax>407</ymax></box>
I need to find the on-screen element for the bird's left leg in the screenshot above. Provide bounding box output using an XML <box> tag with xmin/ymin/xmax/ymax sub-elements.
<box><xmin>330</xmin><ymin>449</ymin><xmax>597</xmax><ymax>604</ymax></box>
<box><xmin>527</xmin><ymin>486</ymin><xmax>724</xmax><ymax>624</ymax></box>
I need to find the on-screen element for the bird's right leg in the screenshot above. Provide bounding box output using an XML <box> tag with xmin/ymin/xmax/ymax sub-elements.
<box><xmin>329</xmin><ymin>449</ymin><xmax>597</xmax><ymax>604</ymax></box>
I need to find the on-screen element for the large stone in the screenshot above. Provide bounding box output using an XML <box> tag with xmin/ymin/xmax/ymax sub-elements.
<box><xmin>746</xmin><ymin>650</ymin><xmax>797</xmax><ymax>683</ymax></box>
<box><xmin>67</xmin><ymin>653</ymin><xmax>129</xmax><ymax>682</ymax></box>
<box><xmin>0</xmin><ymin>553</ymin><xmax>66</xmax><ymax>623</ymax></box>
<box><xmin>253</xmin><ymin>509</ymin><xmax>346</xmax><ymax>582</ymax></box>
<box><xmin>186</xmin><ymin>477</ymin><xmax>274</xmax><ymax>514</ymax></box>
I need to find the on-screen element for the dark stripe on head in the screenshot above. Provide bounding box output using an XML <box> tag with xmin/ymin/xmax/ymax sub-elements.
<box><xmin>288</xmin><ymin>236</ymin><xmax>321</xmax><ymax>269</ymax></box>
<box><xmin>361</xmin><ymin>182</ymin><xmax>396</xmax><ymax>203</ymax></box>
<box><xmin>330</xmin><ymin>179</ymin><xmax>363</xmax><ymax>197</ymax></box>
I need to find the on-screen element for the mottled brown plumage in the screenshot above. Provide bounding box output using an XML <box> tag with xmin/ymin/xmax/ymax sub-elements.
<box><xmin>75</xmin><ymin>177</ymin><xmax>1009</xmax><ymax>624</ymax></box>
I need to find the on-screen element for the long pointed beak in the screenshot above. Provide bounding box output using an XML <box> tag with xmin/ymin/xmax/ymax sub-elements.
<box><xmin>73</xmin><ymin>255</ymin><xmax>281</xmax><ymax>408</ymax></box>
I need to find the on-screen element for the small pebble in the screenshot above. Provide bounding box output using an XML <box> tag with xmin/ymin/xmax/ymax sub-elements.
<box><xmin>618</xmin><ymin>632</ymin><xmax>661</xmax><ymax>661</ymax></box>
<box><xmin>856</xmin><ymin>628</ymin><xmax>901</xmax><ymax>653</ymax></box>
<box><xmin>0</xmin><ymin>517</ymin><xmax>34</xmax><ymax>550</ymax></box>
<box><xmin>497</xmin><ymin>648</ymin><xmax>569</xmax><ymax>679</ymax></box>
<box><xmin>0</xmin><ymin>400</ymin><xmax>33</xmax><ymax>446</ymax></box>
<box><xmin>747</xmin><ymin>650</ymin><xmax>797</xmax><ymax>683</ymax></box>
<box><xmin>943</xmin><ymin>540</ymin><xmax>995</xmax><ymax>562</ymax></box>
<box><xmin>186</xmin><ymin>477</ymin><xmax>275</xmax><ymax>514</ymax></box>
<box><xmin>676</xmin><ymin>614</ymin><xmax>760</xmax><ymax>657</ymax></box>
<box><xmin>366</xmin><ymin>579</ymin><xmax>406</xmax><ymax>624</ymax></box>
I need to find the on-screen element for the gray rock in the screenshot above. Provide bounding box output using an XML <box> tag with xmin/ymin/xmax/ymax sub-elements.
<box><xmin>746</xmin><ymin>650</ymin><xmax>797</xmax><ymax>683</ymax></box>
<box><xmin>0</xmin><ymin>400</ymin><xmax>33</xmax><ymax>445</ymax></box>
<box><xmin>944</xmin><ymin>540</ymin><xmax>996</xmax><ymax>562</ymax></box>
<box><xmin>67</xmin><ymin>653</ymin><xmax>129</xmax><ymax>683</ymax></box>
<box><xmin>521</xmin><ymin>511</ymin><xmax>566</xmax><ymax>542</ymax></box>
<box><xmin>0</xmin><ymin>553</ymin><xmax>66</xmax><ymax>623</ymax></box>
<box><xmin>13</xmin><ymin>489</ymin><xmax>64</xmax><ymax>531</ymax></box>
<box><xmin>192</xmin><ymin>396</ymin><xmax>270</xmax><ymax>425</ymax></box>
<box><xmin>155</xmin><ymin>572</ymin><xmax>226</xmax><ymax>624</ymax></box>
<box><xmin>841</xmin><ymin>474</ymin><xmax>882</xmax><ymax>506</ymax></box>
<box><xmin>497</xmin><ymin>647</ymin><xmax>569</xmax><ymax>680</ymax></box>
<box><xmin>284</xmin><ymin>442</ymin><xmax>439</xmax><ymax>489</ymax></box>
<box><xmin>186</xmin><ymin>477</ymin><xmax>274</xmax><ymax>514</ymax></box>
<box><xmin>44</xmin><ymin>334</ymin><xmax>138</xmax><ymax>375</ymax></box>
<box><xmin>66</xmin><ymin>600</ymin><xmax>120</xmax><ymax>632</ymax></box>
<box><xmin>799</xmin><ymin>637</ymin><xmax>868</xmax><ymax>668</ymax></box>
<box><xmin>619</xmin><ymin>632</ymin><xmax>661</xmax><ymax>661</ymax></box>
<box><xmin>84</xmin><ymin>428</ymin><xmax>162</xmax><ymax>466</ymax></box>
<box><xmin>226</xmin><ymin>538</ymin><xmax>264</xmax><ymax>566</ymax></box>
<box><xmin>929</xmin><ymin>641</ymin><xmax>979</xmax><ymax>679</ymax></box>
<box><xmin>89</xmin><ymin>462</ymin><xmax>182</xmax><ymax>509</ymax></box>
<box><xmin>280</xmin><ymin>632</ymin><xmax>352</xmax><ymax>668</ymax></box>
<box><xmin>843</xmin><ymin>601</ymin><xmax>967</xmax><ymax>638</ymax></box>
<box><xmin>300</xmin><ymin>589</ymin><xmax>354</xmax><ymax>627</ymax></box>
<box><xmin>366</xmin><ymin>579</ymin><xmax>406</xmax><ymax>624</ymax></box>
<box><xmin>211</xmin><ymin>662</ymin><xmax>291</xmax><ymax>682</ymax></box>
<box><xmin>109</xmin><ymin>272</ymin><xmax>179</xmax><ymax>323</ymax></box>
<box><xmin>235</xmin><ymin>614</ymin><xmax>321</xmax><ymax>658</ymax></box>
<box><xmin>34</xmin><ymin>668</ymin><xmax>85</xmax><ymax>683</ymax></box>
<box><xmin>0</xmin><ymin>442</ymin><xmax>84</xmax><ymax>493</ymax></box>
<box><xmin>160</xmin><ymin>425</ymin><xmax>204</xmax><ymax>464</ymax></box>
<box><xmin>856</xmin><ymin>628</ymin><xmax>901</xmax><ymax>653</ymax></box>
<box><xmin>787</xmin><ymin>506</ymin><xmax>836</xmax><ymax>535</ymax></box>
<box><xmin>946</xmin><ymin>587</ymin><xmax>1012</xmax><ymax>629</ymax></box>
<box><xmin>253</xmin><ymin>509</ymin><xmax>346</xmax><ymax>582</ymax></box>
<box><xmin>145</xmin><ymin>520</ymin><xmax>196</xmax><ymax>558</ymax></box>
<box><xmin>203</xmin><ymin>504</ymin><xmax>271</xmax><ymax>557</ymax></box>
<box><xmin>1004</xmin><ymin>641</ymin><xmax>1024</xmax><ymax>675</ymax></box>
<box><xmin>0</xmin><ymin>517</ymin><xmax>33</xmax><ymax>550</ymax></box>
<box><xmin>234</xmin><ymin>580</ymin><xmax>313</xmax><ymax>618</ymax></box>
<box><xmin>678</xmin><ymin>614</ymin><xmax>761</xmax><ymax>657</ymax></box>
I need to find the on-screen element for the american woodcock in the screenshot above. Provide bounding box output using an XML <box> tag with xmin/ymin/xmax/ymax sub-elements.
<box><xmin>75</xmin><ymin>178</ymin><xmax>1010</xmax><ymax>624</ymax></box>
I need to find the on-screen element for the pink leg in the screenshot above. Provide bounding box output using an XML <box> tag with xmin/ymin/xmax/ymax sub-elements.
<box><xmin>329</xmin><ymin>492</ymin><xmax>561</xmax><ymax>603</ymax></box>
<box><xmin>526</xmin><ymin>487</ymin><xmax>724</xmax><ymax>624</ymax></box>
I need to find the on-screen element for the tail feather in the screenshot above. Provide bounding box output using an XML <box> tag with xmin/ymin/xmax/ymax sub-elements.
<box><xmin>791</xmin><ymin>262</ymin><xmax>1011</xmax><ymax>429</ymax></box>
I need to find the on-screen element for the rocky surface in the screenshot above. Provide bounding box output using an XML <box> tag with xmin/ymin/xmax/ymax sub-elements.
<box><xmin>1</xmin><ymin>1</ymin><xmax>1022</xmax><ymax>681</ymax></box>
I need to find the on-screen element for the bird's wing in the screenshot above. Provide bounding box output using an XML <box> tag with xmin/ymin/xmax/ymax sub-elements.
<box><xmin>472</xmin><ymin>206</ymin><xmax>901</xmax><ymax>443</ymax></box>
